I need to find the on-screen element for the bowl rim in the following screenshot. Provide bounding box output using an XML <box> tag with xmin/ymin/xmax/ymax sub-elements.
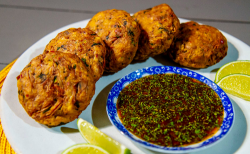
<box><xmin>106</xmin><ymin>66</ymin><xmax>234</xmax><ymax>153</ymax></box>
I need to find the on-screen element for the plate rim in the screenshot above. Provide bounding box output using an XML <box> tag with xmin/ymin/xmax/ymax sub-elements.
<box><xmin>0</xmin><ymin>18</ymin><xmax>249</xmax><ymax>154</ymax></box>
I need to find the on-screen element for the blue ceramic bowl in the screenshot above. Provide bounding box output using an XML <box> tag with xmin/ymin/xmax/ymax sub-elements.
<box><xmin>106</xmin><ymin>66</ymin><xmax>234</xmax><ymax>153</ymax></box>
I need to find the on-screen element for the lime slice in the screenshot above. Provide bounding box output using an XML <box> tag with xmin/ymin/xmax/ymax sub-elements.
<box><xmin>62</xmin><ymin>143</ymin><xmax>110</xmax><ymax>154</ymax></box>
<box><xmin>77</xmin><ymin>118</ymin><xmax>130</xmax><ymax>154</ymax></box>
<box><xmin>217</xmin><ymin>74</ymin><xmax>250</xmax><ymax>101</ymax></box>
<box><xmin>215</xmin><ymin>60</ymin><xmax>250</xmax><ymax>83</ymax></box>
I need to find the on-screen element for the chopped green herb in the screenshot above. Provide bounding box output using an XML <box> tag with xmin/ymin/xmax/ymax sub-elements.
<box><xmin>128</xmin><ymin>29</ymin><xmax>134</xmax><ymax>36</ymax></box>
<box><xmin>117</xmin><ymin>74</ymin><xmax>223</xmax><ymax>147</ymax></box>
<box><xmin>159</xmin><ymin>27</ymin><xmax>169</xmax><ymax>33</ymax></box>
<box><xmin>38</xmin><ymin>73</ymin><xmax>46</xmax><ymax>82</ymax></box>
<box><xmin>54</xmin><ymin>76</ymin><xmax>57</xmax><ymax>83</ymax></box>
<box><xmin>91</xmin><ymin>43</ymin><xmax>102</xmax><ymax>47</ymax></box>
<box><xmin>81</xmin><ymin>58</ymin><xmax>89</xmax><ymax>67</ymax></box>
<box><xmin>43</xmin><ymin>106</ymin><xmax>51</xmax><ymax>113</ymax></box>
<box><xmin>123</xmin><ymin>20</ymin><xmax>127</xmax><ymax>26</ymax></box>
<box><xmin>131</xmin><ymin>124</ymin><xmax>137</xmax><ymax>127</ymax></box>
<box><xmin>18</xmin><ymin>90</ymin><xmax>22</xmax><ymax>95</ymax></box>
<box><xmin>195</xmin><ymin>129</ymin><xmax>200</xmax><ymax>134</ymax></box>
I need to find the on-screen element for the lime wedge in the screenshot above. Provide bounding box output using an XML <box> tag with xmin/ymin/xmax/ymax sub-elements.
<box><xmin>77</xmin><ymin>118</ymin><xmax>130</xmax><ymax>154</ymax></box>
<box><xmin>217</xmin><ymin>74</ymin><xmax>250</xmax><ymax>101</ymax></box>
<box><xmin>215</xmin><ymin>60</ymin><xmax>250</xmax><ymax>83</ymax></box>
<box><xmin>61</xmin><ymin>143</ymin><xmax>110</xmax><ymax>154</ymax></box>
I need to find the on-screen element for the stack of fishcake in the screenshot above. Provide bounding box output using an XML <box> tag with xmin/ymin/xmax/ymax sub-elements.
<box><xmin>86</xmin><ymin>4</ymin><xmax>180</xmax><ymax>70</ymax></box>
<box><xmin>17</xmin><ymin>28</ymin><xmax>105</xmax><ymax>127</ymax></box>
<box><xmin>16</xmin><ymin>3</ymin><xmax>228</xmax><ymax>127</ymax></box>
<box><xmin>166</xmin><ymin>21</ymin><xmax>228</xmax><ymax>68</ymax></box>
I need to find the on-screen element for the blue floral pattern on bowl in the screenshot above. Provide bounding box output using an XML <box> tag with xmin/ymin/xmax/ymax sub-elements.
<box><xmin>106</xmin><ymin>66</ymin><xmax>234</xmax><ymax>153</ymax></box>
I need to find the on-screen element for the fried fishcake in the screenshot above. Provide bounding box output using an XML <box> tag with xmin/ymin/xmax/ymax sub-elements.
<box><xmin>167</xmin><ymin>21</ymin><xmax>228</xmax><ymax>68</ymax></box>
<box><xmin>133</xmin><ymin>3</ymin><xmax>180</xmax><ymax>61</ymax></box>
<box><xmin>44</xmin><ymin>28</ymin><xmax>106</xmax><ymax>82</ymax></box>
<box><xmin>17</xmin><ymin>52</ymin><xmax>95</xmax><ymax>126</ymax></box>
<box><xmin>87</xmin><ymin>9</ymin><xmax>140</xmax><ymax>72</ymax></box>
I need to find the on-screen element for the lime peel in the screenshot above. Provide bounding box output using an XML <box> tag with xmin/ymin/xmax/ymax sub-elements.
<box><xmin>77</xmin><ymin>118</ymin><xmax>131</xmax><ymax>154</ymax></box>
<box><xmin>215</xmin><ymin>60</ymin><xmax>250</xmax><ymax>83</ymax></box>
<box><xmin>217</xmin><ymin>74</ymin><xmax>250</xmax><ymax>101</ymax></box>
<box><xmin>61</xmin><ymin>143</ymin><xmax>110</xmax><ymax>154</ymax></box>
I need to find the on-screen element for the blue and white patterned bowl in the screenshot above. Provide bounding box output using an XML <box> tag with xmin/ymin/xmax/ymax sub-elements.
<box><xmin>106</xmin><ymin>66</ymin><xmax>234</xmax><ymax>153</ymax></box>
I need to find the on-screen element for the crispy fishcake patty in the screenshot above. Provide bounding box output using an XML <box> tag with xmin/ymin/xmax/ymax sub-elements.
<box><xmin>133</xmin><ymin>3</ymin><xmax>180</xmax><ymax>61</ymax></box>
<box><xmin>87</xmin><ymin>9</ymin><xmax>140</xmax><ymax>72</ymax></box>
<box><xmin>44</xmin><ymin>28</ymin><xmax>106</xmax><ymax>82</ymax></box>
<box><xmin>17</xmin><ymin>52</ymin><xmax>95</xmax><ymax>126</ymax></box>
<box><xmin>167</xmin><ymin>21</ymin><xmax>228</xmax><ymax>68</ymax></box>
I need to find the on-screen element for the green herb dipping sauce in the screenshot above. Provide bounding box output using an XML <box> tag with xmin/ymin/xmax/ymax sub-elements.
<box><xmin>117</xmin><ymin>74</ymin><xmax>224</xmax><ymax>147</ymax></box>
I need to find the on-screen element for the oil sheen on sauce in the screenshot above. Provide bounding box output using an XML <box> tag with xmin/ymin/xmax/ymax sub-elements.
<box><xmin>117</xmin><ymin>74</ymin><xmax>224</xmax><ymax>147</ymax></box>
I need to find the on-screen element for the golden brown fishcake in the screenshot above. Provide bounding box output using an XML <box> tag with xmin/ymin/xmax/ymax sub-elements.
<box><xmin>17</xmin><ymin>52</ymin><xmax>95</xmax><ymax>126</ymax></box>
<box><xmin>133</xmin><ymin>3</ymin><xmax>180</xmax><ymax>61</ymax></box>
<box><xmin>86</xmin><ymin>9</ymin><xmax>140</xmax><ymax>72</ymax></box>
<box><xmin>44</xmin><ymin>28</ymin><xmax>106</xmax><ymax>82</ymax></box>
<box><xmin>166</xmin><ymin>21</ymin><xmax>228</xmax><ymax>68</ymax></box>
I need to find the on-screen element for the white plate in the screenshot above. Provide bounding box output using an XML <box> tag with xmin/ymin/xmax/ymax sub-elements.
<box><xmin>1</xmin><ymin>18</ymin><xmax>250</xmax><ymax>154</ymax></box>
